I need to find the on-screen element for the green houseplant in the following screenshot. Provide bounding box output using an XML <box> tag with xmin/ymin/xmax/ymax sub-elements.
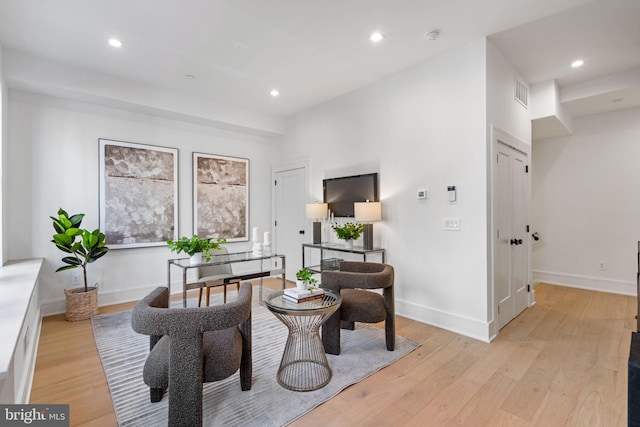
<box><xmin>167</xmin><ymin>235</ymin><xmax>226</xmax><ymax>263</ymax></box>
<box><xmin>296</xmin><ymin>267</ymin><xmax>318</xmax><ymax>287</ymax></box>
<box><xmin>295</xmin><ymin>267</ymin><xmax>318</xmax><ymax>290</ymax></box>
<box><xmin>331</xmin><ymin>222</ymin><xmax>364</xmax><ymax>248</ymax></box>
<box><xmin>50</xmin><ymin>208</ymin><xmax>109</xmax><ymax>321</ymax></box>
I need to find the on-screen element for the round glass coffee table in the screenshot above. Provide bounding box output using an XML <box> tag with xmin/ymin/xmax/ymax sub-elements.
<box><xmin>265</xmin><ymin>289</ymin><xmax>341</xmax><ymax>392</ymax></box>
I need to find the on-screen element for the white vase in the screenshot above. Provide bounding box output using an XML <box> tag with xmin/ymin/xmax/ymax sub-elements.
<box><xmin>296</xmin><ymin>280</ymin><xmax>306</xmax><ymax>290</ymax></box>
<box><xmin>343</xmin><ymin>239</ymin><xmax>353</xmax><ymax>249</ymax></box>
<box><xmin>190</xmin><ymin>253</ymin><xmax>202</xmax><ymax>265</ymax></box>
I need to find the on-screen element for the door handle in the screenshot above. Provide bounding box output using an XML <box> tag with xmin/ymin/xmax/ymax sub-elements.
<box><xmin>517</xmin><ymin>239</ymin><xmax>523</xmax><ymax>245</ymax></box>
<box><xmin>299</xmin><ymin>230</ymin><xmax>305</xmax><ymax>234</ymax></box>
<box><xmin>510</xmin><ymin>238</ymin><xmax>523</xmax><ymax>245</ymax></box>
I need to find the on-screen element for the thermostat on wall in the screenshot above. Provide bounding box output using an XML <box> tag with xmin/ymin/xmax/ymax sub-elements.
<box><xmin>417</xmin><ymin>189</ymin><xmax>429</xmax><ymax>199</ymax></box>
<box><xmin>448</xmin><ymin>186</ymin><xmax>456</xmax><ymax>202</ymax></box>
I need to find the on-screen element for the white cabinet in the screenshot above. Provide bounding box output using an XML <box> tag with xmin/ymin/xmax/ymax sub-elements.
<box><xmin>0</xmin><ymin>259</ymin><xmax>43</xmax><ymax>403</ymax></box>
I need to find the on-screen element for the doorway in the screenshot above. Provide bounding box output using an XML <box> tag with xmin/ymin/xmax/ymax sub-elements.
<box><xmin>273</xmin><ymin>163</ymin><xmax>308</xmax><ymax>279</ymax></box>
<box><xmin>493</xmin><ymin>129</ymin><xmax>531</xmax><ymax>331</ymax></box>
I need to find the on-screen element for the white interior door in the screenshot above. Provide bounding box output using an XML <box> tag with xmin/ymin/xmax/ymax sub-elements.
<box><xmin>495</xmin><ymin>136</ymin><xmax>530</xmax><ymax>330</ymax></box>
<box><xmin>274</xmin><ymin>166</ymin><xmax>307</xmax><ymax>279</ymax></box>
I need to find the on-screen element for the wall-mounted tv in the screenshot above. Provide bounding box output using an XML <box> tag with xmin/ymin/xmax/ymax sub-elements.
<box><xmin>323</xmin><ymin>173</ymin><xmax>378</xmax><ymax>217</ymax></box>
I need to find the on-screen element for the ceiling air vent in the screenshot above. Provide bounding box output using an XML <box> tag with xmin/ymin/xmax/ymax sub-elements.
<box><xmin>514</xmin><ymin>75</ymin><xmax>529</xmax><ymax>109</ymax></box>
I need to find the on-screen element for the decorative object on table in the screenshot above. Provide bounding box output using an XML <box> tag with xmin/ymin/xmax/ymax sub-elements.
<box><xmin>262</xmin><ymin>231</ymin><xmax>272</xmax><ymax>255</ymax></box>
<box><xmin>252</xmin><ymin>227</ymin><xmax>263</xmax><ymax>256</ymax></box>
<box><xmin>166</xmin><ymin>235</ymin><xmax>226</xmax><ymax>264</ymax></box>
<box><xmin>283</xmin><ymin>287</ymin><xmax>325</xmax><ymax>303</ymax></box>
<box><xmin>295</xmin><ymin>267</ymin><xmax>318</xmax><ymax>290</ymax></box>
<box><xmin>305</xmin><ymin>202</ymin><xmax>328</xmax><ymax>244</ymax></box>
<box><xmin>131</xmin><ymin>283</ymin><xmax>253</xmax><ymax>426</ymax></box>
<box><xmin>193</xmin><ymin>152</ymin><xmax>249</xmax><ymax>242</ymax></box>
<box><xmin>321</xmin><ymin>261</ymin><xmax>395</xmax><ymax>355</ymax></box>
<box><xmin>99</xmin><ymin>139</ymin><xmax>178</xmax><ymax>249</ymax></box>
<box><xmin>354</xmin><ymin>200</ymin><xmax>382</xmax><ymax>250</ymax></box>
<box><xmin>331</xmin><ymin>221</ymin><xmax>364</xmax><ymax>249</ymax></box>
<box><xmin>51</xmin><ymin>208</ymin><xmax>110</xmax><ymax>321</ymax></box>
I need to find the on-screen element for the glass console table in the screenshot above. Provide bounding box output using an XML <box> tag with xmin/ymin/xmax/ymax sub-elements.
<box><xmin>302</xmin><ymin>243</ymin><xmax>385</xmax><ymax>273</ymax></box>
<box><xmin>168</xmin><ymin>251</ymin><xmax>286</xmax><ymax>307</ymax></box>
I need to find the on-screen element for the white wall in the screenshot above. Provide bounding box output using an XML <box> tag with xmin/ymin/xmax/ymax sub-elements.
<box><xmin>273</xmin><ymin>39</ymin><xmax>492</xmax><ymax>340</ymax></box>
<box><xmin>7</xmin><ymin>90</ymin><xmax>275</xmax><ymax>314</ymax></box>
<box><xmin>1</xmin><ymin>44</ymin><xmax>6</xmax><ymax>265</ymax></box>
<box><xmin>532</xmin><ymin>107</ymin><xmax>640</xmax><ymax>295</ymax></box>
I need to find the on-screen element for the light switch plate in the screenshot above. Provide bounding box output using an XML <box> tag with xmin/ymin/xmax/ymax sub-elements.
<box><xmin>417</xmin><ymin>189</ymin><xmax>429</xmax><ymax>199</ymax></box>
<box><xmin>444</xmin><ymin>217</ymin><xmax>460</xmax><ymax>231</ymax></box>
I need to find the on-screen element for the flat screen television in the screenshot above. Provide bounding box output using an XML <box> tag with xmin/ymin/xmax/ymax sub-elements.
<box><xmin>323</xmin><ymin>173</ymin><xmax>378</xmax><ymax>217</ymax></box>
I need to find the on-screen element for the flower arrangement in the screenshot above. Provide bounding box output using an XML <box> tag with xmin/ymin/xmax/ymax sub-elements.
<box><xmin>167</xmin><ymin>235</ymin><xmax>226</xmax><ymax>262</ymax></box>
<box><xmin>331</xmin><ymin>221</ymin><xmax>364</xmax><ymax>241</ymax></box>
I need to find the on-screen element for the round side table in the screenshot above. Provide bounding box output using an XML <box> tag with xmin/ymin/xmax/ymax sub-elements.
<box><xmin>265</xmin><ymin>289</ymin><xmax>341</xmax><ymax>392</ymax></box>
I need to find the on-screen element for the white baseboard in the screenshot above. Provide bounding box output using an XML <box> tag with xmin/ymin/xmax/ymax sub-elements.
<box><xmin>396</xmin><ymin>299</ymin><xmax>491</xmax><ymax>343</ymax></box>
<box><xmin>532</xmin><ymin>270</ymin><xmax>636</xmax><ymax>296</ymax></box>
<box><xmin>40</xmin><ymin>282</ymin><xmax>177</xmax><ymax>317</ymax></box>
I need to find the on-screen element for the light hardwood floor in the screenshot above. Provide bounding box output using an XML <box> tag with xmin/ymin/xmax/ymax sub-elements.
<box><xmin>30</xmin><ymin>282</ymin><xmax>633</xmax><ymax>426</ymax></box>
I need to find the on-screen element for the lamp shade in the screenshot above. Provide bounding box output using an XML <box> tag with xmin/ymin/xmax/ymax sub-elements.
<box><xmin>354</xmin><ymin>201</ymin><xmax>381</xmax><ymax>222</ymax></box>
<box><xmin>305</xmin><ymin>203</ymin><xmax>328</xmax><ymax>219</ymax></box>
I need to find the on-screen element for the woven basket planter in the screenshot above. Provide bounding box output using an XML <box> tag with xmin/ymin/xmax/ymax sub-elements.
<box><xmin>64</xmin><ymin>286</ymin><xmax>99</xmax><ymax>321</ymax></box>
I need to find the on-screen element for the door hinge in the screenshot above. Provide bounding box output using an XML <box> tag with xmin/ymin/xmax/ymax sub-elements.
<box><xmin>274</xmin><ymin>180</ymin><xmax>277</xmax><ymax>186</ymax></box>
<box><xmin>527</xmin><ymin>284</ymin><xmax>531</xmax><ymax>292</ymax></box>
<box><xmin>274</xmin><ymin>220</ymin><xmax>278</xmax><ymax>226</ymax></box>
<box><xmin>497</xmin><ymin>305</ymin><xmax>500</xmax><ymax>314</ymax></box>
<box><xmin>525</xmin><ymin>165</ymin><xmax>529</xmax><ymax>173</ymax></box>
<box><xmin>526</xmin><ymin>225</ymin><xmax>530</xmax><ymax>232</ymax></box>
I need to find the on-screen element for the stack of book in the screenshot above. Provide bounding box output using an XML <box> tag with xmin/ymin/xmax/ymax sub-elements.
<box><xmin>283</xmin><ymin>287</ymin><xmax>325</xmax><ymax>303</ymax></box>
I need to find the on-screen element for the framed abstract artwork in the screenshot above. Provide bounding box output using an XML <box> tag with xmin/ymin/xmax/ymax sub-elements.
<box><xmin>99</xmin><ymin>139</ymin><xmax>178</xmax><ymax>249</ymax></box>
<box><xmin>193</xmin><ymin>152</ymin><xmax>249</xmax><ymax>242</ymax></box>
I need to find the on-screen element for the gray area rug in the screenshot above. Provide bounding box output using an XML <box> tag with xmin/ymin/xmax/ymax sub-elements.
<box><xmin>91</xmin><ymin>287</ymin><xmax>419</xmax><ymax>426</ymax></box>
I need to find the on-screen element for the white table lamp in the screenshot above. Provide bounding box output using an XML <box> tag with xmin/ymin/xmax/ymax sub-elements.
<box><xmin>305</xmin><ymin>203</ymin><xmax>328</xmax><ymax>244</ymax></box>
<box><xmin>354</xmin><ymin>201</ymin><xmax>381</xmax><ymax>250</ymax></box>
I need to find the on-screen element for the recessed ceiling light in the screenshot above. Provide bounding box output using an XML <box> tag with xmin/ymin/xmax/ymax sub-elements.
<box><xmin>108</xmin><ymin>38</ymin><xmax>123</xmax><ymax>48</ymax></box>
<box><xmin>571</xmin><ymin>59</ymin><xmax>584</xmax><ymax>68</ymax></box>
<box><xmin>270</xmin><ymin>89</ymin><xmax>280</xmax><ymax>97</ymax></box>
<box><xmin>424</xmin><ymin>30</ymin><xmax>440</xmax><ymax>41</ymax></box>
<box><xmin>370</xmin><ymin>32</ymin><xmax>385</xmax><ymax>43</ymax></box>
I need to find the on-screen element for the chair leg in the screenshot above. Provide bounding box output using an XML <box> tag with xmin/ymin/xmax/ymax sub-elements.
<box><xmin>385</xmin><ymin>316</ymin><xmax>395</xmax><ymax>351</ymax></box>
<box><xmin>198</xmin><ymin>289</ymin><xmax>203</xmax><ymax>307</ymax></box>
<box><xmin>341</xmin><ymin>320</ymin><xmax>355</xmax><ymax>330</ymax></box>
<box><xmin>206</xmin><ymin>287</ymin><xmax>211</xmax><ymax>307</ymax></box>
<box><xmin>322</xmin><ymin>311</ymin><xmax>341</xmax><ymax>355</ymax></box>
<box><xmin>150</xmin><ymin>387</ymin><xmax>165</xmax><ymax>403</ymax></box>
<box><xmin>223</xmin><ymin>285</ymin><xmax>227</xmax><ymax>304</ymax></box>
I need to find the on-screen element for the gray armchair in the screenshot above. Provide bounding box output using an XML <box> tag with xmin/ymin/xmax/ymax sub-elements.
<box><xmin>131</xmin><ymin>282</ymin><xmax>252</xmax><ymax>426</ymax></box>
<box><xmin>321</xmin><ymin>261</ymin><xmax>394</xmax><ymax>355</ymax></box>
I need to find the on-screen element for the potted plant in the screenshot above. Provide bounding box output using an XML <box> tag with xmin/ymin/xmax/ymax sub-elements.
<box><xmin>167</xmin><ymin>235</ymin><xmax>226</xmax><ymax>264</ymax></box>
<box><xmin>295</xmin><ymin>267</ymin><xmax>318</xmax><ymax>290</ymax></box>
<box><xmin>51</xmin><ymin>208</ymin><xmax>109</xmax><ymax>321</ymax></box>
<box><xmin>331</xmin><ymin>221</ymin><xmax>364</xmax><ymax>249</ymax></box>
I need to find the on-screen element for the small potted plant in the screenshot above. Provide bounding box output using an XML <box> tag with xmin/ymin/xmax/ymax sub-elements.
<box><xmin>295</xmin><ymin>267</ymin><xmax>318</xmax><ymax>290</ymax></box>
<box><xmin>51</xmin><ymin>208</ymin><xmax>109</xmax><ymax>321</ymax></box>
<box><xmin>331</xmin><ymin>221</ymin><xmax>364</xmax><ymax>249</ymax></box>
<box><xmin>167</xmin><ymin>235</ymin><xmax>226</xmax><ymax>264</ymax></box>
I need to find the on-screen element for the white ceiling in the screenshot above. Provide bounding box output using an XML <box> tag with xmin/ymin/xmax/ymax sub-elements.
<box><xmin>0</xmin><ymin>0</ymin><xmax>638</xmax><ymax>122</ymax></box>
